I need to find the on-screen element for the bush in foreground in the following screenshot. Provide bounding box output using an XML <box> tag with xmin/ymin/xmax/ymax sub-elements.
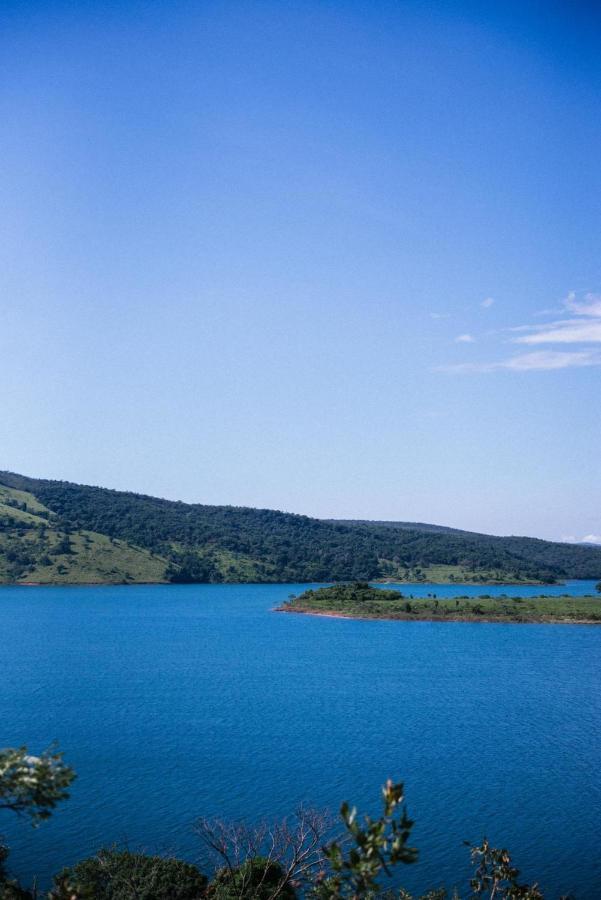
<box><xmin>51</xmin><ymin>849</ymin><xmax>207</xmax><ymax>900</ymax></box>
<box><xmin>0</xmin><ymin>744</ymin><xmax>555</xmax><ymax>899</ymax></box>
<box><xmin>208</xmin><ymin>857</ymin><xmax>296</xmax><ymax>899</ymax></box>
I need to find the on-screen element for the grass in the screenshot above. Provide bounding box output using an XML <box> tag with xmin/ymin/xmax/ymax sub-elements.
<box><xmin>280</xmin><ymin>583</ymin><xmax>601</xmax><ymax>623</ymax></box>
<box><xmin>0</xmin><ymin>484</ymin><xmax>50</xmax><ymax>515</ymax></box>
<box><xmin>375</xmin><ymin>563</ymin><xmax>545</xmax><ymax>584</ymax></box>
<box><xmin>0</xmin><ymin>485</ymin><xmax>266</xmax><ymax>585</ymax></box>
<box><xmin>167</xmin><ymin>543</ymin><xmax>271</xmax><ymax>582</ymax></box>
<box><xmin>27</xmin><ymin>531</ymin><xmax>169</xmax><ymax>584</ymax></box>
<box><xmin>0</xmin><ymin>486</ymin><xmax>51</xmax><ymax>525</ymax></box>
<box><xmin>210</xmin><ymin>548</ymin><xmax>274</xmax><ymax>582</ymax></box>
<box><xmin>0</xmin><ymin>485</ymin><xmax>168</xmax><ymax>584</ymax></box>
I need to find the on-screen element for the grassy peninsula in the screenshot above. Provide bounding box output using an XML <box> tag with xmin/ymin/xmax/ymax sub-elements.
<box><xmin>280</xmin><ymin>582</ymin><xmax>601</xmax><ymax>624</ymax></box>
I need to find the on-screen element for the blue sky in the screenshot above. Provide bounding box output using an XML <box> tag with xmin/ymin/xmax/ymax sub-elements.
<box><xmin>1</xmin><ymin>0</ymin><xmax>600</xmax><ymax>541</ymax></box>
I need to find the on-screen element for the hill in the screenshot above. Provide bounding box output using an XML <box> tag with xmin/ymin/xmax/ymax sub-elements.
<box><xmin>1</xmin><ymin>470</ymin><xmax>600</xmax><ymax>585</ymax></box>
<box><xmin>327</xmin><ymin>519</ymin><xmax>471</xmax><ymax>535</ymax></box>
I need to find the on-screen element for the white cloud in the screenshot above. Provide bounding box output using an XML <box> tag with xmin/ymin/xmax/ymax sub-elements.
<box><xmin>438</xmin><ymin>349</ymin><xmax>601</xmax><ymax>374</ymax></box>
<box><xmin>481</xmin><ymin>297</ymin><xmax>495</xmax><ymax>308</ymax></box>
<box><xmin>440</xmin><ymin>290</ymin><xmax>601</xmax><ymax>374</ymax></box>
<box><xmin>512</xmin><ymin>292</ymin><xmax>601</xmax><ymax>345</ymax></box>
<box><xmin>561</xmin><ymin>534</ymin><xmax>601</xmax><ymax>545</ymax></box>
<box><xmin>503</xmin><ymin>350</ymin><xmax>601</xmax><ymax>370</ymax></box>
<box><xmin>513</xmin><ymin>318</ymin><xmax>601</xmax><ymax>345</ymax></box>
<box><xmin>564</xmin><ymin>291</ymin><xmax>601</xmax><ymax>318</ymax></box>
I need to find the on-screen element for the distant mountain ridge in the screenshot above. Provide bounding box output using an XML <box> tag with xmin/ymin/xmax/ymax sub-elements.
<box><xmin>1</xmin><ymin>470</ymin><xmax>600</xmax><ymax>585</ymax></box>
<box><xmin>330</xmin><ymin>519</ymin><xmax>601</xmax><ymax>544</ymax></box>
<box><xmin>327</xmin><ymin>519</ymin><xmax>473</xmax><ymax>536</ymax></box>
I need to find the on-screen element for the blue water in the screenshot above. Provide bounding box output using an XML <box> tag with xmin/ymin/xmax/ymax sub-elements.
<box><xmin>1</xmin><ymin>583</ymin><xmax>600</xmax><ymax>897</ymax></box>
<box><xmin>375</xmin><ymin>578</ymin><xmax>599</xmax><ymax>599</ymax></box>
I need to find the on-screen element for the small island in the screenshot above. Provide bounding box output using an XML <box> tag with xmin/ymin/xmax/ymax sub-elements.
<box><xmin>278</xmin><ymin>582</ymin><xmax>601</xmax><ymax>624</ymax></box>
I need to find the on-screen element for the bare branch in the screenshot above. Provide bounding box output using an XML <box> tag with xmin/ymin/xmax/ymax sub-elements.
<box><xmin>194</xmin><ymin>806</ymin><xmax>336</xmax><ymax>897</ymax></box>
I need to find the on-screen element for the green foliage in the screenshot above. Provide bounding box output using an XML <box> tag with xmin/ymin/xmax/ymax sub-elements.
<box><xmin>0</xmin><ymin>752</ymin><xmax>561</xmax><ymax>900</ymax></box>
<box><xmin>467</xmin><ymin>838</ymin><xmax>543</xmax><ymax>899</ymax></box>
<box><xmin>166</xmin><ymin>552</ymin><xmax>223</xmax><ymax>584</ymax></box>
<box><xmin>285</xmin><ymin>583</ymin><xmax>601</xmax><ymax>623</ymax></box>
<box><xmin>0</xmin><ymin>746</ymin><xmax>74</xmax><ymax>898</ymax></box>
<box><xmin>313</xmin><ymin>781</ymin><xmax>417</xmax><ymax>898</ymax></box>
<box><xmin>0</xmin><ymin>746</ymin><xmax>75</xmax><ymax>826</ymax></box>
<box><xmin>295</xmin><ymin>583</ymin><xmax>403</xmax><ymax>607</ymax></box>
<box><xmin>49</xmin><ymin>536</ymin><xmax>73</xmax><ymax>556</ymax></box>
<box><xmin>0</xmin><ymin>484</ymin><xmax>168</xmax><ymax>584</ymax></box>
<box><xmin>2</xmin><ymin>471</ymin><xmax>601</xmax><ymax>584</ymax></box>
<box><xmin>208</xmin><ymin>856</ymin><xmax>297</xmax><ymax>898</ymax></box>
<box><xmin>51</xmin><ymin>849</ymin><xmax>207</xmax><ymax>900</ymax></box>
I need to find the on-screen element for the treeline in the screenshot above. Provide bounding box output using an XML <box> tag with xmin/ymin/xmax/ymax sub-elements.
<box><xmin>1</xmin><ymin>471</ymin><xmax>601</xmax><ymax>584</ymax></box>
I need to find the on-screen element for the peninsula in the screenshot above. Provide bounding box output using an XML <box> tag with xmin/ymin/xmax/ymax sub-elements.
<box><xmin>279</xmin><ymin>583</ymin><xmax>601</xmax><ymax>624</ymax></box>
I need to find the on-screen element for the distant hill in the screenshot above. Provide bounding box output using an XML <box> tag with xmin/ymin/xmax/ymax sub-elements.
<box><xmin>328</xmin><ymin>519</ymin><xmax>472</xmax><ymax>535</ymax></box>
<box><xmin>1</xmin><ymin>470</ymin><xmax>600</xmax><ymax>585</ymax></box>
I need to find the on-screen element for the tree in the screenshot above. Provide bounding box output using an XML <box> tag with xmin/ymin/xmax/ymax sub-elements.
<box><xmin>1</xmin><ymin>746</ymin><xmax>75</xmax><ymax>898</ymax></box>
<box><xmin>196</xmin><ymin>806</ymin><xmax>330</xmax><ymax>898</ymax></box>
<box><xmin>50</xmin><ymin>536</ymin><xmax>73</xmax><ymax>556</ymax></box>
<box><xmin>467</xmin><ymin>838</ymin><xmax>543</xmax><ymax>899</ymax></box>
<box><xmin>166</xmin><ymin>553</ymin><xmax>221</xmax><ymax>584</ymax></box>
<box><xmin>208</xmin><ymin>857</ymin><xmax>297</xmax><ymax>899</ymax></box>
<box><xmin>313</xmin><ymin>780</ymin><xmax>418</xmax><ymax>898</ymax></box>
<box><xmin>0</xmin><ymin>746</ymin><xmax>74</xmax><ymax>826</ymax></box>
<box><xmin>51</xmin><ymin>849</ymin><xmax>207</xmax><ymax>900</ymax></box>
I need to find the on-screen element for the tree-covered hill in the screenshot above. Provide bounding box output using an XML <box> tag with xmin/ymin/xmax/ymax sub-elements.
<box><xmin>1</xmin><ymin>470</ymin><xmax>600</xmax><ymax>585</ymax></box>
<box><xmin>328</xmin><ymin>519</ymin><xmax>471</xmax><ymax>535</ymax></box>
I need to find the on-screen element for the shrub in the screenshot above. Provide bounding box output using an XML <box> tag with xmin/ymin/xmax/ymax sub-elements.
<box><xmin>208</xmin><ymin>856</ymin><xmax>296</xmax><ymax>898</ymax></box>
<box><xmin>51</xmin><ymin>849</ymin><xmax>207</xmax><ymax>900</ymax></box>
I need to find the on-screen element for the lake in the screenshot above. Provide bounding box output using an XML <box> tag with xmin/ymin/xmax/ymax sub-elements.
<box><xmin>1</xmin><ymin>582</ymin><xmax>600</xmax><ymax>897</ymax></box>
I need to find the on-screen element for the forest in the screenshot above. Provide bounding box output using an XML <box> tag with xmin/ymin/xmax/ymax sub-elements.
<box><xmin>1</xmin><ymin>471</ymin><xmax>600</xmax><ymax>585</ymax></box>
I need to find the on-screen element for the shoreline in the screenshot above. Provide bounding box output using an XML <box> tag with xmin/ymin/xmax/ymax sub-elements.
<box><xmin>374</xmin><ymin>578</ymin><xmax>554</xmax><ymax>586</ymax></box>
<box><xmin>5</xmin><ymin>577</ymin><xmax>570</xmax><ymax>588</ymax></box>
<box><xmin>275</xmin><ymin>606</ymin><xmax>601</xmax><ymax>625</ymax></box>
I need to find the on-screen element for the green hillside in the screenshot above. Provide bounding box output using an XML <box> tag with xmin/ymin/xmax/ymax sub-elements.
<box><xmin>1</xmin><ymin>471</ymin><xmax>600</xmax><ymax>585</ymax></box>
<box><xmin>0</xmin><ymin>483</ymin><xmax>167</xmax><ymax>584</ymax></box>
